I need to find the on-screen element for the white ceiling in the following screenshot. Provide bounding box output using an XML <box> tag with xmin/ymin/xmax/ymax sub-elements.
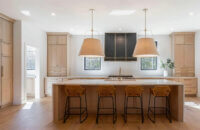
<box><xmin>1</xmin><ymin>0</ymin><xmax>200</xmax><ymax>35</ymax></box>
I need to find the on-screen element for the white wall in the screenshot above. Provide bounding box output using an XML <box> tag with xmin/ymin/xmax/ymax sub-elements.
<box><xmin>13</xmin><ymin>20</ymin><xmax>47</xmax><ymax>104</ymax></box>
<box><xmin>69</xmin><ymin>35</ymin><xmax>171</xmax><ymax>77</ymax></box>
<box><xmin>195</xmin><ymin>31</ymin><xmax>200</xmax><ymax>97</ymax></box>
<box><xmin>13</xmin><ymin>20</ymin><xmax>24</xmax><ymax>104</ymax></box>
<box><xmin>22</xmin><ymin>21</ymin><xmax>47</xmax><ymax>98</ymax></box>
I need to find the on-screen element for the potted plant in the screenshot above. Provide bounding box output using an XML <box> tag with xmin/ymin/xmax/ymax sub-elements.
<box><xmin>161</xmin><ymin>58</ymin><xmax>175</xmax><ymax>77</ymax></box>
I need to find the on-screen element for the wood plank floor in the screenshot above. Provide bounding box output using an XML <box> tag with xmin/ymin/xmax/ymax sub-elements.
<box><xmin>0</xmin><ymin>97</ymin><xmax>200</xmax><ymax>130</ymax></box>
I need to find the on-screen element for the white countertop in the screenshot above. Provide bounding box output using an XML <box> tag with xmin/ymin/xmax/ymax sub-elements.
<box><xmin>46</xmin><ymin>75</ymin><xmax>197</xmax><ymax>79</ymax></box>
<box><xmin>53</xmin><ymin>79</ymin><xmax>183</xmax><ymax>86</ymax></box>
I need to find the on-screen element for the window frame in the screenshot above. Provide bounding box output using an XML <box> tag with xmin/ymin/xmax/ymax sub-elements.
<box><xmin>84</xmin><ymin>57</ymin><xmax>101</xmax><ymax>70</ymax></box>
<box><xmin>140</xmin><ymin>57</ymin><xmax>157</xmax><ymax>70</ymax></box>
<box><xmin>26</xmin><ymin>50</ymin><xmax>36</xmax><ymax>71</ymax></box>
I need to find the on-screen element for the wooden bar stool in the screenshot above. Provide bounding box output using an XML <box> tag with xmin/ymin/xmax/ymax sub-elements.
<box><xmin>96</xmin><ymin>85</ymin><xmax>117</xmax><ymax>124</ymax></box>
<box><xmin>148</xmin><ymin>86</ymin><xmax>172</xmax><ymax>123</ymax></box>
<box><xmin>124</xmin><ymin>86</ymin><xmax>144</xmax><ymax>123</ymax></box>
<box><xmin>63</xmin><ymin>85</ymin><xmax>88</xmax><ymax>123</ymax></box>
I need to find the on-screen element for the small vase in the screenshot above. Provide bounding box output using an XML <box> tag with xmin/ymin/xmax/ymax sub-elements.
<box><xmin>163</xmin><ymin>70</ymin><xmax>168</xmax><ymax>77</ymax></box>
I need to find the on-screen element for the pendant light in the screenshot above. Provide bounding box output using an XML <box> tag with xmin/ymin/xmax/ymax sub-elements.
<box><xmin>133</xmin><ymin>8</ymin><xmax>159</xmax><ymax>57</ymax></box>
<box><xmin>79</xmin><ymin>9</ymin><xmax>104</xmax><ymax>57</ymax></box>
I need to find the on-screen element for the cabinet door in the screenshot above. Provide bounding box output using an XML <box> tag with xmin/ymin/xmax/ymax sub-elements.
<box><xmin>174</xmin><ymin>34</ymin><xmax>184</xmax><ymax>44</ymax></box>
<box><xmin>2</xmin><ymin>43</ymin><xmax>12</xmax><ymax>57</ymax></box>
<box><xmin>47</xmin><ymin>45</ymin><xmax>57</xmax><ymax>76</ymax></box>
<box><xmin>56</xmin><ymin>45</ymin><xmax>67</xmax><ymax>76</ymax></box>
<box><xmin>174</xmin><ymin>44</ymin><xmax>184</xmax><ymax>70</ymax></box>
<box><xmin>48</xmin><ymin>36</ymin><xmax>57</xmax><ymax>45</ymax></box>
<box><xmin>181</xmin><ymin>78</ymin><xmax>197</xmax><ymax>95</ymax></box>
<box><xmin>184</xmin><ymin>34</ymin><xmax>194</xmax><ymax>45</ymax></box>
<box><xmin>1</xmin><ymin>57</ymin><xmax>12</xmax><ymax>105</ymax></box>
<box><xmin>2</xmin><ymin>19</ymin><xmax>12</xmax><ymax>43</ymax></box>
<box><xmin>0</xmin><ymin>18</ymin><xmax>3</xmax><ymax>40</ymax></box>
<box><xmin>57</xmin><ymin>36</ymin><xmax>67</xmax><ymax>45</ymax></box>
<box><xmin>184</xmin><ymin>44</ymin><xmax>194</xmax><ymax>76</ymax></box>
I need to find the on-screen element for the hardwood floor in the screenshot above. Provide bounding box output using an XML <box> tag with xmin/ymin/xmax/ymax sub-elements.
<box><xmin>0</xmin><ymin>97</ymin><xmax>200</xmax><ymax>130</ymax></box>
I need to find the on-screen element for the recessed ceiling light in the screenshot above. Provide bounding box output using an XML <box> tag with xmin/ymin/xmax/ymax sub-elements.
<box><xmin>51</xmin><ymin>13</ymin><xmax>56</xmax><ymax>16</ymax></box>
<box><xmin>109</xmin><ymin>10</ymin><xmax>135</xmax><ymax>16</ymax></box>
<box><xmin>170</xmin><ymin>28</ymin><xmax>174</xmax><ymax>31</ymax></box>
<box><xmin>189</xmin><ymin>12</ymin><xmax>194</xmax><ymax>16</ymax></box>
<box><xmin>21</xmin><ymin>10</ymin><xmax>31</xmax><ymax>16</ymax></box>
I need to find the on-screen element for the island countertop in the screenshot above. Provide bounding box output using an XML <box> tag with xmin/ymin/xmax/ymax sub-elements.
<box><xmin>52</xmin><ymin>79</ymin><xmax>184</xmax><ymax>86</ymax></box>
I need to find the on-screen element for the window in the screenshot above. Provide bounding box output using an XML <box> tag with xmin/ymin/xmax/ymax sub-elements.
<box><xmin>141</xmin><ymin>57</ymin><xmax>157</xmax><ymax>70</ymax></box>
<box><xmin>84</xmin><ymin>57</ymin><xmax>101</xmax><ymax>70</ymax></box>
<box><xmin>140</xmin><ymin>41</ymin><xmax>158</xmax><ymax>70</ymax></box>
<box><xmin>26</xmin><ymin>46</ymin><xmax>36</xmax><ymax>70</ymax></box>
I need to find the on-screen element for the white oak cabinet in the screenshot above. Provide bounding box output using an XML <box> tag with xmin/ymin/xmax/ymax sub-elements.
<box><xmin>171</xmin><ymin>32</ymin><xmax>195</xmax><ymax>77</ymax></box>
<box><xmin>0</xmin><ymin>17</ymin><xmax>13</xmax><ymax>108</ymax></box>
<box><xmin>47</xmin><ymin>33</ymin><xmax>68</xmax><ymax>77</ymax></box>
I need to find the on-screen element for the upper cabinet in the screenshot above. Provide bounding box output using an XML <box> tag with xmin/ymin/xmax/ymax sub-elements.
<box><xmin>47</xmin><ymin>33</ymin><xmax>69</xmax><ymax>77</ymax></box>
<box><xmin>2</xmin><ymin>19</ymin><xmax>13</xmax><ymax>43</ymax></box>
<box><xmin>171</xmin><ymin>32</ymin><xmax>195</xmax><ymax>77</ymax></box>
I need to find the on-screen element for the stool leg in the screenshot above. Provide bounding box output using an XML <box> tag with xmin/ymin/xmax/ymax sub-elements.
<box><xmin>166</xmin><ymin>96</ymin><xmax>168</xmax><ymax>118</ymax></box>
<box><xmin>112</xmin><ymin>96</ymin><xmax>115</xmax><ymax>124</ymax></box>
<box><xmin>126</xmin><ymin>97</ymin><xmax>129</xmax><ymax>122</ymax></box>
<box><xmin>124</xmin><ymin>95</ymin><xmax>127</xmax><ymax>123</ymax></box>
<box><xmin>85</xmin><ymin>92</ymin><xmax>88</xmax><ymax>118</ymax></box>
<box><xmin>148</xmin><ymin>93</ymin><xmax>151</xmax><ymax>119</ymax></box>
<box><xmin>114</xmin><ymin>95</ymin><xmax>117</xmax><ymax>122</ymax></box>
<box><xmin>63</xmin><ymin>97</ymin><xmax>68</xmax><ymax>123</ymax></box>
<box><xmin>167</xmin><ymin>96</ymin><xmax>172</xmax><ymax>123</ymax></box>
<box><xmin>80</xmin><ymin>96</ymin><xmax>82</xmax><ymax>123</ymax></box>
<box><xmin>96</xmin><ymin>96</ymin><xmax>100</xmax><ymax>124</ymax></box>
<box><xmin>140</xmin><ymin>96</ymin><xmax>144</xmax><ymax>123</ymax></box>
<box><xmin>153</xmin><ymin>96</ymin><xmax>156</xmax><ymax>123</ymax></box>
<box><xmin>68</xmin><ymin>97</ymin><xmax>70</xmax><ymax>117</ymax></box>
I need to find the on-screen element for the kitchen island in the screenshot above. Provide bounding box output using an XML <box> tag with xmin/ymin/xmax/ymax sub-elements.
<box><xmin>52</xmin><ymin>79</ymin><xmax>184</xmax><ymax>122</ymax></box>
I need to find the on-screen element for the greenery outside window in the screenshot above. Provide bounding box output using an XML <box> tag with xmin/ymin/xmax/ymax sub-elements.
<box><xmin>141</xmin><ymin>57</ymin><xmax>157</xmax><ymax>70</ymax></box>
<box><xmin>84</xmin><ymin>57</ymin><xmax>101</xmax><ymax>70</ymax></box>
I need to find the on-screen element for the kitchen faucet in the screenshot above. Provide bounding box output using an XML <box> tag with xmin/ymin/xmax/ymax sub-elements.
<box><xmin>119</xmin><ymin>67</ymin><xmax>122</xmax><ymax>76</ymax></box>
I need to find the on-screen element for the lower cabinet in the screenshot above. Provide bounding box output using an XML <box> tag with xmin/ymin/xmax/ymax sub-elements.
<box><xmin>166</xmin><ymin>77</ymin><xmax>197</xmax><ymax>95</ymax></box>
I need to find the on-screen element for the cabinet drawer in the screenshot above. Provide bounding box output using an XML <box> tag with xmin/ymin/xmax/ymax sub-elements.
<box><xmin>181</xmin><ymin>78</ymin><xmax>197</xmax><ymax>88</ymax></box>
<box><xmin>185</xmin><ymin>87</ymin><xmax>197</xmax><ymax>95</ymax></box>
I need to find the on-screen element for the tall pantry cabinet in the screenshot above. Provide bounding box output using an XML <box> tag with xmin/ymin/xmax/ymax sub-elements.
<box><xmin>47</xmin><ymin>33</ymin><xmax>68</xmax><ymax>77</ymax></box>
<box><xmin>45</xmin><ymin>33</ymin><xmax>69</xmax><ymax>96</ymax></box>
<box><xmin>171</xmin><ymin>32</ymin><xmax>195</xmax><ymax>77</ymax></box>
<box><xmin>171</xmin><ymin>32</ymin><xmax>197</xmax><ymax>95</ymax></box>
<box><xmin>0</xmin><ymin>16</ymin><xmax>13</xmax><ymax>107</ymax></box>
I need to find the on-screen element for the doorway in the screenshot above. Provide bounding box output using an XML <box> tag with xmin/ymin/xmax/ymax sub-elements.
<box><xmin>25</xmin><ymin>45</ymin><xmax>40</xmax><ymax>101</ymax></box>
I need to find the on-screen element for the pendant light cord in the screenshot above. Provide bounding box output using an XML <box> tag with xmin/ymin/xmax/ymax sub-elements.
<box><xmin>143</xmin><ymin>8</ymin><xmax>148</xmax><ymax>38</ymax></box>
<box><xmin>90</xmin><ymin>9</ymin><xmax>94</xmax><ymax>38</ymax></box>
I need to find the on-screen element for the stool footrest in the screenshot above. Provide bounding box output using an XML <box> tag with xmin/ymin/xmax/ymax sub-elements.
<box><xmin>127</xmin><ymin>107</ymin><xmax>142</xmax><ymax>109</ymax></box>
